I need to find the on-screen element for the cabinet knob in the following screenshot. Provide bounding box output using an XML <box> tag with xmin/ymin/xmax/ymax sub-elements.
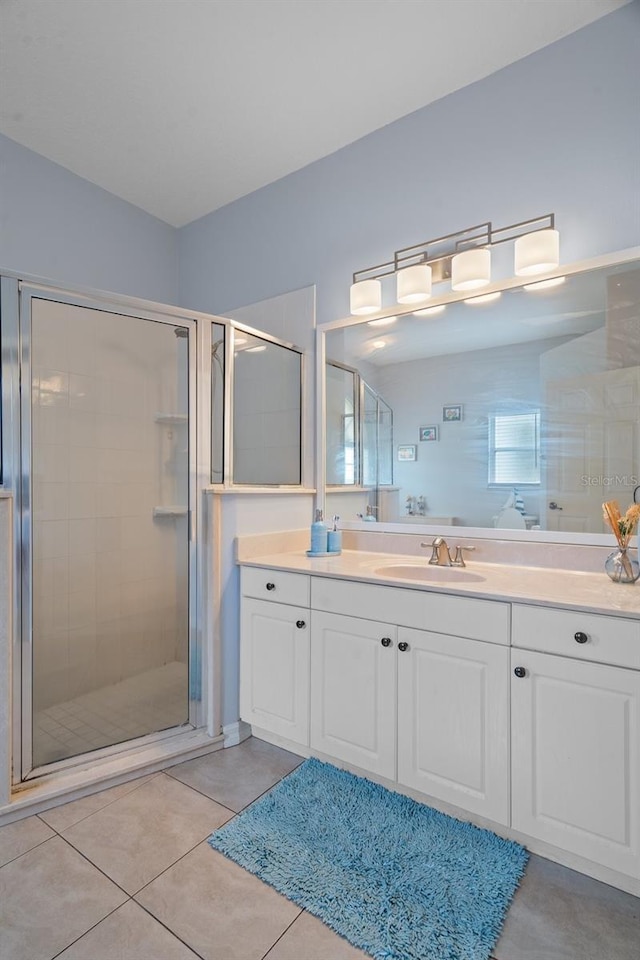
<box><xmin>574</xmin><ymin>631</ymin><xmax>589</xmax><ymax>644</ymax></box>
<box><xmin>398</xmin><ymin>641</ymin><xmax>409</xmax><ymax>653</ymax></box>
<box><xmin>265</xmin><ymin>582</ymin><xmax>276</xmax><ymax>591</ymax></box>
<box><xmin>380</xmin><ymin>637</ymin><xmax>392</xmax><ymax>648</ymax></box>
<box><xmin>514</xmin><ymin>666</ymin><xmax>526</xmax><ymax>678</ymax></box>
<box><xmin>295</xmin><ymin>620</ymin><xmax>306</xmax><ymax>629</ymax></box>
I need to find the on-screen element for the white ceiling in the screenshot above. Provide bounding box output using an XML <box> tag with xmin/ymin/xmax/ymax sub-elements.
<box><xmin>0</xmin><ymin>0</ymin><xmax>629</xmax><ymax>227</ymax></box>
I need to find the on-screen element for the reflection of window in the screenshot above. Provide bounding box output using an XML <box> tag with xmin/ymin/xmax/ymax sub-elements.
<box><xmin>489</xmin><ymin>412</ymin><xmax>540</xmax><ymax>485</ymax></box>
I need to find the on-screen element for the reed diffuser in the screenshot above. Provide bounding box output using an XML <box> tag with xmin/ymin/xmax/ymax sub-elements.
<box><xmin>602</xmin><ymin>500</ymin><xmax>640</xmax><ymax>583</ymax></box>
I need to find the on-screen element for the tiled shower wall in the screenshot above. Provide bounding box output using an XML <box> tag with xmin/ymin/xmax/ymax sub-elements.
<box><xmin>31</xmin><ymin>300</ymin><xmax>189</xmax><ymax>712</ymax></box>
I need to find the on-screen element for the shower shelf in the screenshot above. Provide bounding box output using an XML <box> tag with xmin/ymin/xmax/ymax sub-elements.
<box><xmin>154</xmin><ymin>413</ymin><xmax>188</xmax><ymax>425</ymax></box>
<box><xmin>153</xmin><ymin>506</ymin><xmax>188</xmax><ymax>518</ymax></box>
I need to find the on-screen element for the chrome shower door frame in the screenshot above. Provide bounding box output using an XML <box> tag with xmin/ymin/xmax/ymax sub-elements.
<box><xmin>7</xmin><ymin>282</ymin><xmax>204</xmax><ymax>782</ymax></box>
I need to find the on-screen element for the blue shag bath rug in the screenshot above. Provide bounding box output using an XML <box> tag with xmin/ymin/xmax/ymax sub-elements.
<box><xmin>208</xmin><ymin>758</ymin><xmax>527</xmax><ymax>960</ymax></box>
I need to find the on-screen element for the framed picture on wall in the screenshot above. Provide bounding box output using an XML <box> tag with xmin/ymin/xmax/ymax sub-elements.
<box><xmin>397</xmin><ymin>444</ymin><xmax>417</xmax><ymax>461</ymax></box>
<box><xmin>419</xmin><ymin>425</ymin><xmax>438</xmax><ymax>442</ymax></box>
<box><xmin>443</xmin><ymin>404</ymin><xmax>463</xmax><ymax>422</ymax></box>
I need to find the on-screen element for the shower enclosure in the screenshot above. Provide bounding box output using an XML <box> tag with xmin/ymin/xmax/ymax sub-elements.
<box><xmin>1</xmin><ymin>274</ymin><xmax>303</xmax><ymax>793</ymax></box>
<box><xmin>2</xmin><ymin>281</ymin><xmax>199</xmax><ymax>780</ymax></box>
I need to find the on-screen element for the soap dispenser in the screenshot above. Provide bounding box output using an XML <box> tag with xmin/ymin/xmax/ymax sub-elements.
<box><xmin>310</xmin><ymin>509</ymin><xmax>328</xmax><ymax>554</ymax></box>
<box><xmin>327</xmin><ymin>516</ymin><xmax>342</xmax><ymax>554</ymax></box>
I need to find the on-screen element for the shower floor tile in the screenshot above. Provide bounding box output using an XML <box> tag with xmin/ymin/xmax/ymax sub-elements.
<box><xmin>33</xmin><ymin>661</ymin><xmax>189</xmax><ymax>765</ymax></box>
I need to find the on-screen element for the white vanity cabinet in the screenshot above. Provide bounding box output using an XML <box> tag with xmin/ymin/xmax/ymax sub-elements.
<box><xmin>239</xmin><ymin>562</ymin><xmax>640</xmax><ymax>892</ymax></box>
<box><xmin>511</xmin><ymin>604</ymin><xmax>640</xmax><ymax>879</ymax></box>
<box><xmin>396</xmin><ymin>627</ymin><xmax>510</xmax><ymax>825</ymax></box>
<box><xmin>310</xmin><ymin>611</ymin><xmax>397</xmax><ymax>779</ymax></box>
<box><xmin>239</xmin><ymin>568</ymin><xmax>311</xmax><ymax>746</ymax></box>
<box><xmin>309</xmin><ymin>577</ymin><xmax>511</xmax><ymax>824</ymax></box>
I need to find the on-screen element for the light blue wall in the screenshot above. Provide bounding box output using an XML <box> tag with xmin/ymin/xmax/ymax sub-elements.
<box><xmin>0</xmin><ymin>133</ymin><xmax>178</xmax><ymax>304</ymax></box>
<box><xmin>178</xmin><ymin>1</ymin><xmax>640</xmax><ymax>729</ymax></box>
<box><xmin>178</xmin><ymin>2</ymin><xmax>640</xmax><ymax>325</ymax></box>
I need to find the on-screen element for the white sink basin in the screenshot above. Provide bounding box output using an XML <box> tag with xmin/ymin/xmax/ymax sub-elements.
<box><xmin>373</xmin><ymin>563</ymin><xmax>486</xmax><ymax>584</ymax></box>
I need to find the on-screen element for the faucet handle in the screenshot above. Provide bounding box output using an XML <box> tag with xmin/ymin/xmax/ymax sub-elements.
<box><xmin>452</xmin><ymin>545</ymin><xmax>476</xmax><ymax>567</ymax></box>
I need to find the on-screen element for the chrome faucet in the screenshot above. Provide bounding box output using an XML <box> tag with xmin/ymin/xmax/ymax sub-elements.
<box><xmin>421</xmin><ymin>538</ymin><xmax>476</xmax><ymax>567</ymax></box>
<box><xmin>423</xmin><ymin>536</ymin><xmax>452</xmax><ymax>566</ymax></box>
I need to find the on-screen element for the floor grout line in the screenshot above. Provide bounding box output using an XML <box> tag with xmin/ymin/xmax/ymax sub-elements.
<box><xmin>260</xmin><ymin>908</ymin><xmax>305</xmax><ymax>960</ymax></box>
<box><xmin>134</xmin><ymin>899</ymin><xmax>209</xmax><ymax>960</ymax></box>
<box><xmin>161</xmin><ymin>770</ymin><xmax>239</xmax><ymax>816</ymax></box>
<box><xmin>0</xmin><ymin>833</ymin><xmax>58</xmax><ymax>872</ymax></box>
<box><xmin>53</xmin><ymin>833</ymin><xmax>136</xmax><ymax>899</ymax></box>
<box><xmin>48</xmin><ymin>899</ymin><xmax>132</xmax><ymax>960</ymax></box>
<box><xmin>36</xmin><ymin>770</ymin><xmax>162</xmax><ymax>832</ymax></box>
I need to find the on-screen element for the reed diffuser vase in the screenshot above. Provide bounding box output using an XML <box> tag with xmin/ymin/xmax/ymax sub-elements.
<box><xmin>602</xmin><ymin>500</ymin><xmax>640</xmax><ymax>584</ymax></box>
<box><xmin>604</xmin><ymin>546</ymin><xmax>640</xmax><ymax>583</ymax></box>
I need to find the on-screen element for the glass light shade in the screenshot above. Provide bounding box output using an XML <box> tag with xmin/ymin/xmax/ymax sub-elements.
<box><xmin>451</xmin><ymin>248</ymin><xmax>491</xmax><ymax>291</ymax></box>
<box><xmin>396</xmin><ymin>264</ymin><xmax>432</xmax><ymax>303</ymax></box>
<box><xmin>514</xmin><ymin>228</ymin><xmax>560</xmax><ymax>276</ymax></box>
<box><xmin>350</xmin><ymin>279</ymin><xmax>382</xmax><ymax>315</ymax></box>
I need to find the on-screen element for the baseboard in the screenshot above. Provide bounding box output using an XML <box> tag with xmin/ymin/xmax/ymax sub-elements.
<box><xmin>223</xmin><ymin>720</ymin><xmax>252</xmax><ymax>748</ymax></box>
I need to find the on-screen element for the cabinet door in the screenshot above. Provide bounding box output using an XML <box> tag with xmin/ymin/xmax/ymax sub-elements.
<box><xmin>397</xmin><ymin>627</ymin><xmax>510</xmax><ymax>825</ymax></box>
<box><xmin>240</xmin><ymin>598</ymin><xmax>310</xmax><ymax>745</ymax></box>
<box><xmin>310</xmin><ymin>611</ymin><xmax>396</xmax><ymax>779</ymax></box>
<box><xmin>511</xmin><ymin>649</ymin><xmax>640</xmax><ymax>878</ymax></box>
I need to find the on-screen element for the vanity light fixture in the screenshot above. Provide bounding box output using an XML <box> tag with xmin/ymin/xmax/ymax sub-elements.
<box><xmin>515</xmin><ymin>228</ymin><xmax>560</xmax><ymax>276</ymax></box>
<box><xmin>451</xmin><ymin>248</ymin><xmax>491</xmax><ymax>291</ymax></box>
<box><xmin>396</xmin><ymin>263</ymin><xmax>432</xmax><ymax>303</ymax></box>
<box><xmin>413</xmin><ymin>304</ymin><xmax>446</xmax><ymax>317</ymax></box>
<box><xmin>349</xmin><ymin>213</ymin><xmax>558</xmax><ymax>314</ymax></box>
<box><xmin>350</xmin><ymin>278</ymin><xmax>382</xmax><ymax>315</ymax></box>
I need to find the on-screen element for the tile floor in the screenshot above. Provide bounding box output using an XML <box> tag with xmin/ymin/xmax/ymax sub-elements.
<box><xmin>0</xmin><ymin>737</ymin><xmax>638</xmax><ymax>960</ymax></box>
<box><xmin>33</xmin><ymin>661</ymin><xmax>189</xmax><ymax>766</ymax></box>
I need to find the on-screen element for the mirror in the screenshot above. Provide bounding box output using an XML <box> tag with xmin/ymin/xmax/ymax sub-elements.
<box><xmin>322</xmin><ymin>250</ymin><xmax>640</xmax><ymax>540</ymax></box>
<box><xmin>232</xmin><ymin>331</ymin><xmax>302</xmax><ymax>485</ymax></box>
<box><xmin>326</xmin><ymin>362</ymin><xmax>358</xmax><ymax>485</ymax></box>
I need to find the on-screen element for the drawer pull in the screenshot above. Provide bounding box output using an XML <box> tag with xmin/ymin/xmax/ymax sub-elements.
<box><xmin>398</xmin><ymin>641</ymin><xmax>409</xmax><ymax>653</ymax></box>
<box><xmin>380</xmin><ymin>637</ymin><xmax>392</xmax><ymax>648</ymax></box>
<box><xmin>265</xmin><ymin>582</ymin><xmax>276</xmax><ymax>591</ymax></box>
<box><xmin>574</xmin><ymin>631</ymin><xmax>589</xmax><ymax>644</ymax></box>
<box><xmin>296</xmin><ymin>620</ymin><xmax>306</xmax><ymax>629</ymax></box>
<box><xmin>514</xmin><ymin>666</ymin><xmax>526</xmax><ymax>678</ymax></box>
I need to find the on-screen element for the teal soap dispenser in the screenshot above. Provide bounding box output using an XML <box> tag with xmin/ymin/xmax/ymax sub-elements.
<box><xmin>327</xmin><ymin>516</ymin><xmax>342</xmax><ymax>554</ymax></box>
<box><xmin>309</xmin><ymin>509</ymin><xmax>328</xmax><ymax>554</ymax></box>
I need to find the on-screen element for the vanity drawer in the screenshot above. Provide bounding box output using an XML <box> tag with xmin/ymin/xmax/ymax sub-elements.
<box><xmin>512</xmin><ymin>604</ymin><xmax>640</xmax><ymax>670</ymax></box>
<box><xmin>241</xmin><ymin>566</ymin><xmax>310</xmax><ymax>607</ymax></box>
<box><xmin>311</xmin><ymin>577</ymin><xmax>509</xmax><ymax>645</ymax></box>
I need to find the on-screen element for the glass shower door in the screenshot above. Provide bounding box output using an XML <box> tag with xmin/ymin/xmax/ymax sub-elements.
<box><xmin>26</xmin><ymin>295</ymin><xmax>193</xmax><ymax>770</ymax></box>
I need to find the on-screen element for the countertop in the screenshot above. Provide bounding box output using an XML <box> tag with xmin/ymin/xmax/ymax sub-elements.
<box><xmin>239</xmin><ymin>549</ymin><xmax>640</xmax><ymax>619</ymax></box>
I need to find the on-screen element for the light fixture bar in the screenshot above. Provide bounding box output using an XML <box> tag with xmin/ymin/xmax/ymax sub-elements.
<box><xmin>352</xmin><ymin>213</ymin><xmax>556</xmax><ymax>285</ymax></box>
